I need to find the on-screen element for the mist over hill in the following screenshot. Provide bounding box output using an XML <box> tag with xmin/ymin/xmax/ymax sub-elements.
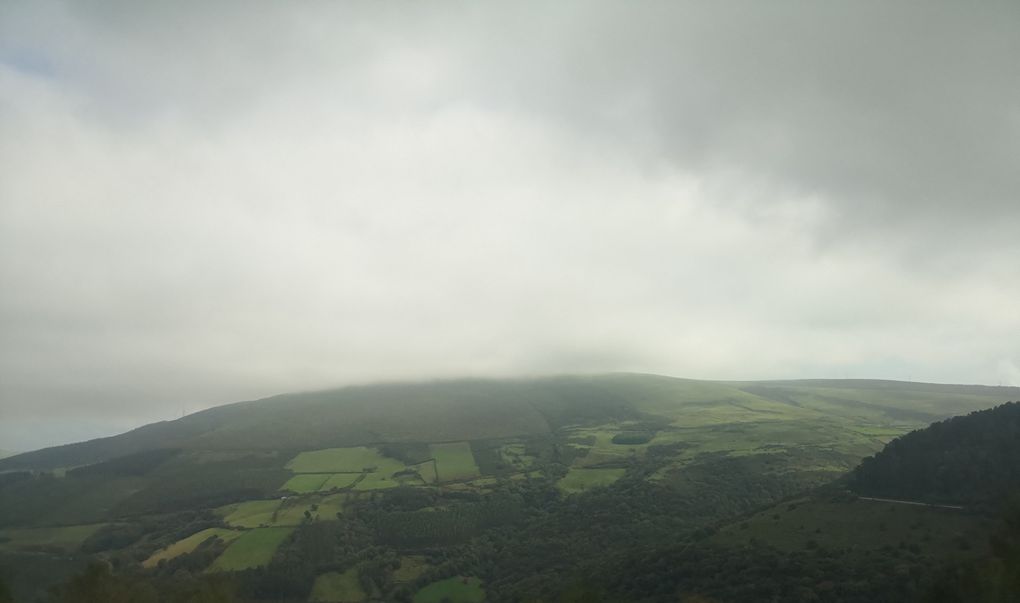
<box><xmin>3</xmin><ymin>374</ymin><xmax>1016</xmax><ymax>473</ymax></box>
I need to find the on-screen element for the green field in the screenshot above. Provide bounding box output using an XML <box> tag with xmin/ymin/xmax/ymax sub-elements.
<box><xmin>310</xmin><ymin>568</ymin><xmax>366</xmax><ymax>602</ymax></box>
<box><xmin>320</xmin><ymin>473</ymin><xmax>361</xmax><ymax>490</ymax></box>
<box><xmin>557</xmin><ymin>468</ymin><xmax>626</xmax><ymax>494</ymax></box>
<box><xmin>286</xmin><ymin>446</ymin><xmax>406</xmax><ymax>474</ymax></box>
<box><xmin>414</xmin><ymin>576</ymin><xmax>485</xmax><ymax>603</ymax></box>
<box><xmin>0</xmin><ymin>524</ymin><xmax>104</xmax><ymax>553</ymax></box>
<box><xmin>431</xmin><ymin>442</ymin><xmax>480</xmax><ymax>482</ymax></box>
<box><xmin>281</xmin><ymin>474</ymin><xmax>330</xmax><ymax>493</ymax></box>
<box><xmin>143</xmin><ymin>528</ymin><xmax>241</xmax><ymax>567</ymax></box>
<box><xmin>218</xmin><ymin>499</ymin><xmax>281</xmax><ymax>528</ymax></box>
<box><xmin>210</xmin><ymin>527</ymin><xmax>293</xmax><ymax>571</ymax></box>
<box><xmin>314</xmin><ymin>493</ymin><xmax>347</xmax><ymax>520</ymax></box>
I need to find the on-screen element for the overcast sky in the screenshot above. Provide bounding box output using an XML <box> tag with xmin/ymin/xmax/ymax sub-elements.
<box><xmin>1</xmin><ymin>1</ymin><xmax>1019</xmax><ymax>451</ymax></box>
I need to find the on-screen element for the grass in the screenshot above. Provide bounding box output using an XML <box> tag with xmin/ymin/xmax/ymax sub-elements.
<box><xmin>499</xmin><ymin>443</ymin><xmax>536</xmax><ymax>470</ymax></box>
<box><xmin>431</xmin><ymin>442</ymin><xmax>480</xmax><ymax>482</ymax></box>
<box><xmin>209</xmin><ymin>527</ymin><xmax>293</xmax><ymax>571</ymax></box>
<box><xmin>0</xmin><ymin>524</ymin><xmax>104</xmax><ymax>552</ymax></box>
<box><xmin>557</xmin><ymin>468</ymin><xmax>626</xmax><ymax>494</ymax></box>
<box><xmin>414</xmin><ymin>576</ymin><xmax>484</xmax><ymax>603</ymax></box>
<box><xmin>320</xmin><ymin>473</ymin><xmax>361</xmax><ymax>490</ymax></box>
<box><xmin>286</xmin><ymin>446</ymin><xmax>407</xmax><ymax>474</ymax></box>
<box><xmin>281</xmin><ymin>474</ymin><xmax>330</xmax><ymax>493</ymax></box>
<box><xmin>711</xmin><ymin>496</ymin><xmax>992</xmax><ymax>557</ymax></box>
<box><xmin>142</xmin><ymin>528</ymin><xmax>241</xmax><ymax>567</ymax></box>
<box><xmin>393</xmin><ymin>556</ymin><xmax>429</xmax><ymax>584</ymax></box>
<box><xmin>314</xmin><ymin>493</ymin><xmax>347</xmax><ymax>520</ymax></box>
<box><xmin>310</xmin><ymin>568</ymin><xmax>366</xmax><ymax>602</ymax></box>
<box><xmin>218</xmin><ymin>499</ymin><xmax>281</xmax><ymax>528</ymax></box>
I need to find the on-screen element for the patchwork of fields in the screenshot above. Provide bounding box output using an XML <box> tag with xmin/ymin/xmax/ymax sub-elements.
<box><xmin>2</xmin><ymin>375</ymin><xmax>1016</xmax><ymax>601</ymax></box>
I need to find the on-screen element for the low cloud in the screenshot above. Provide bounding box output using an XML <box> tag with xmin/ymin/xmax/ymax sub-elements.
<box><xmin>1</xmin><ymin>1</ymin><xmax>1018</xmax><ymax>450</ymax></box>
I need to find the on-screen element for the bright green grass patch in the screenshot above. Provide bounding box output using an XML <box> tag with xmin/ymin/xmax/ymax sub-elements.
<box><xmin>557</xmin><ymin>468</ymin><xmax>625</xmax><ymax>494</ymax></box>
<box><xmin>287</xmin><ymin>446</ymin><xmax>403</xmax><ymax>474</ymax></box>
<box><xmin>143</xmin><ymin>528</ymin><xmax>241</xmax><ymax>567</ymax></box>
<box><xmin>210</xmin><ymin>527</ymin><xmax>293</xmax><ymax>571</ymax></box>
<box><xmin>414</xmin><ymin>576</ymin><xmax>484</xmax><ymax>603</ymax></box>
<box><xmin>394</xmin><ymin>556</ymin><xmax>429</xmax><ymax>584</ymax></box>
<box><xmin>218</xmin><ymin>499</ymin><xmax>281</xmax><ymax>528</ymax></box>
<box><xmin>310</xmin><ymin>568</ymin><xmax>366</xmax><ymax>602</ymax></box>
<box><xmin>431</xmin><ymin>442</ymin><xmax>480</xmax><ymax>482</ymax></box>
<box><xmin>281</xmin><ymin>474</ymin><xmax>329</xmax><ymax>493</ymax></box>
<box><xmin>0</xmin><ymin>524</ymin><xmax>104</xmax><ymax>552</ymax></box>
<box><xmin>320</xmin><ymin>473</ymin><xmax>361</xmax><ymax>491</ymax></box>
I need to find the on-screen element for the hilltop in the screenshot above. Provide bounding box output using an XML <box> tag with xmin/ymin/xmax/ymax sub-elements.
<box><xmin>2</xmin><ymin>373</ymin><xmax>1014</xmax><ymax>472</ymax></box>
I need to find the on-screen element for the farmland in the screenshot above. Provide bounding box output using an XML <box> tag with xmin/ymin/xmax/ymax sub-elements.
<box><xmin>557</xmin><ymin>467</ymin><xmax>625</xmax><ymax>494</ymax></box>
<box><xmin>287</xmin><ymin>447</ymin><xmax>402</xmax><ymax>474</ymax></box>
<box><xmin>209</xmin><ymin>527</ymin><xmax>293</xmax><ymax>571</ymax></box>
<box><xmin>431</xmin><ymin>442</ymin><xmax>480</xmax><ymax>482</ymax></box>
<box><xmin>142</xmin><ymin>528</ymin><xmax>241</xmax><ymax>567</ymax></box>
<box><xmin>218</xmin><ymin>500</ymin><xmax>281</xmax><ymax>528</ymax></box>
<box><xmin>1</xmin><ymin>375</ymin><xmax>1017</xmax><ymax>601</ymax></box>
<box><xmin>281</xmin><ymin>473</ymin><xmax>330</xmax><ymax>493</ymax></box>
<box><xmin>320</xmin><ymin>473</ymin><xmax>361</xmax><ymax>490</ymax></box>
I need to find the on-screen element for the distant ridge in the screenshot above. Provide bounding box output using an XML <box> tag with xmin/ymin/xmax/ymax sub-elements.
<box><xmin>2</xmin><ymin>373</ymin><xmax>1017</xmax><ymax>472</ymax></box>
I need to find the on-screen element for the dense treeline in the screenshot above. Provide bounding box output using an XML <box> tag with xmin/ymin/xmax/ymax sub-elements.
<box><xmin>851</xmin><ymin>402</ymin><xmax>1020</xmax><ymax>506</ymax></box>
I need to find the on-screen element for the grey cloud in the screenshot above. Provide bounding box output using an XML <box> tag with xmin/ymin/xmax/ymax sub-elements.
<box><xmin>1</xmin><ymin>1</ymin><xmax>1019</xmax><ymax>451</ymax></box>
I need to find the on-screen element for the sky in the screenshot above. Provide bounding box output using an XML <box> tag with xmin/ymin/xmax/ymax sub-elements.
<box><xmin>1</xmin><ymin>1</ymin><xmax>1019</xmax><ymax>452</ymax></box>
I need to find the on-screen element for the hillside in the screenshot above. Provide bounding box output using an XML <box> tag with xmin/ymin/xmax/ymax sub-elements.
<box><xmin>695</xmin><ymin>401</ymin><xmax>1020</xmax><ymax>602</ymax></box>
<box><xmin>2</xmin><ymin>374</ymin><xmax>1014</xmax><ymax>472</ymax></box>
<box><xmin>850</xmin><ymin>401</ymin><xmax>1020</xmax><ymax>506</ymax></box>
<box><xmin>1</xmin><ymin>374</ymin><xmax>1017</xmax><ymax>602</ymax></box>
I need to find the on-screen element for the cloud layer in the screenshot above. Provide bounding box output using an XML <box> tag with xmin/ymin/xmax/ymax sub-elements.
<box><xmin>2</xmin><ymin>1</ymin><xmax>1019</xmax><ymax>450</ymax></box>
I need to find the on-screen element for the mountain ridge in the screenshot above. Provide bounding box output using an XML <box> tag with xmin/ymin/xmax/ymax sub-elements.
<box><xmin>3</xmin><ymin>373</ymin><xmax>1017</xmax><ymax>472</ymax></box>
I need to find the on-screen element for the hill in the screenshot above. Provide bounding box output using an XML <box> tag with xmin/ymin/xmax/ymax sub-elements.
<box><xmin>850</xmin><ymin>401</ymin><xmax>1020</xmax><ymax>506</ymax></box>
<box><xmin>2</xmin><ymin>374</ymin><xmax>1014</xmax><ymax>472</ymax></box>
<box><xmin>1</xmin><ymin>374</ymin><xmax>1017</xmax><ymax>602</ymax></box>
<box><xmin>689</xmin><ymin>401</ymin><xmax>1020</xmax><ymax>602</ymax></box>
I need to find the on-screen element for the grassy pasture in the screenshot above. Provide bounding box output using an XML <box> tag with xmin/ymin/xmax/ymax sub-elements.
<box><xmin>414</xmin><ymin>576</ymin><xmax>485</xmax><ymax>603</ymax></box>
<box><xmin>307</xmin><ymin>493</ymin><xmax>347</xmax><ymax>520</ymax></box>
<box><xmin>286</xmin><ymin>446</ymin><xmax>406</xmax><ymax>474</ymax></box>
<box><xmin>320</xmin><ymin>473</ymin><xmax>361</xmax><ymax>490</ymax></box>
<box><xmin>431</xmin><ymin>442</ymin><xmax>480</xmax><ymax>482</ymax></box>
<box><xmin>567</xmin><ymin>425</ymin><xmax>648</xmax><ymax>468</ymax></box>
<box><xmin>557</xmin><ymin>468</ymin><xmax>625</xmax><ymax>494</ymax></box>
<box><xmin>711</xmin><ymin>496</ymin><xmax>992</xmax><ymax>557</ymax></box>
<box><xmin>143</xmin><ymin>528</ymin><xmax>241</xmax><ymax>567</ymax></box>
<box><xmin>210</xmin><ymin>527</ymin><xmax>292</xmax><ymax>571</ymax></box>
<box><xmin>218</xmin><ymin>499</ymin><xmax>281</xmax><ymax>528</ymax></box>
<box><xmin>0</xmin><ymin>523</ymin><xmax>104</xmax><ymax>552</ymax></box>
<box><xmin>310</xmin><ymin>568</ymin><xmax>366</xmax><ymax>602</ymax></box>
<box><xmin>281</xmin><ymin>474</ymin><xmax>330</xmax><ymax>493</ymax></box>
